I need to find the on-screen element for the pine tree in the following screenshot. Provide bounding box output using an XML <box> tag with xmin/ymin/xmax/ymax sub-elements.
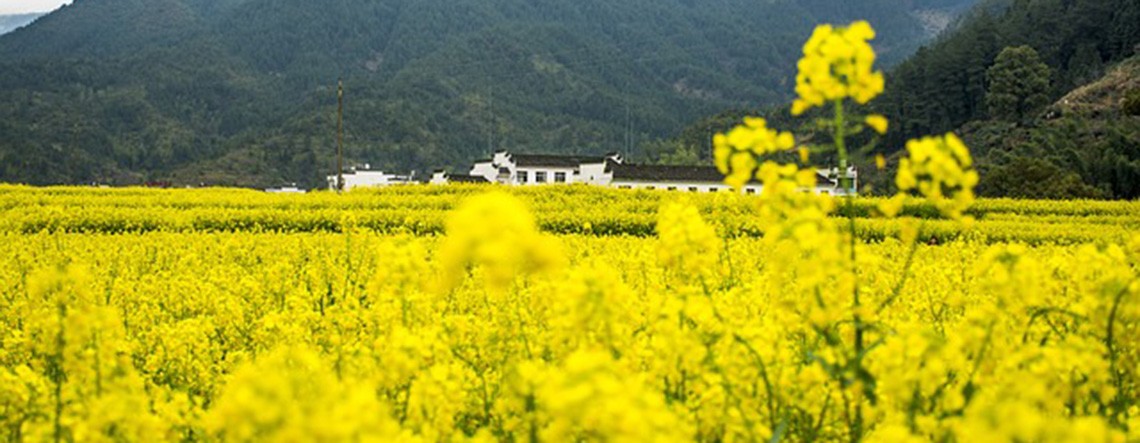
<box><xmin>986</xmin><ymin>45</ymin><xmax>1052</xmax><ymax>121</ymax></box>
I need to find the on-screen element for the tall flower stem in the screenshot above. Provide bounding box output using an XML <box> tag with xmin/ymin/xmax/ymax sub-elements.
<box><xmin>834</xmin><ymin>99</ymin><xmax>850</xmax><ymax>193</ymax></box>
<box><xmin>835</xmin><ymin>98</ymin><xmax>864</xmax><ymax>443</ymax></box>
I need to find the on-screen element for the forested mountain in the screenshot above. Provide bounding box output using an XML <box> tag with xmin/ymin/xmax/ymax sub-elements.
<box><xmin>0</xmin><ymin>0</ymin><xmax>973</xmax><ymax>187</ymax></box>
<box><xmin>877</xmin><ymin>0</ymin><xmax>1140</xmax><ymax>147</ymax></box>
<box><xmin>653</xmin><ymin>0</ymin><xmax>1139</xmax><ymax>199</ymax></box>
<box><xmin>0</xmin><ymin>13</ymin><xmax>44</xmax><ymax>35</ymax></box>
<box><xmin>870</xmin><ymin>0</ymin><xmax>1140</xmax><ymax>199</ymax></box>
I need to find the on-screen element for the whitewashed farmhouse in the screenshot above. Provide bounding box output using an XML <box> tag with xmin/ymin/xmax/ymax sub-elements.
<box><xmin>265</xmin><ymin>184</ymin><xmax>306</xmax><ymax>193</ymax></box>
<box><xmin>326</xmin><ymin>165</ymin><xmax>417</xmax><ymax>191</ymax></box>
<box><xmin>435</xmin><ymin>149</ymin><xmax>853</xmax><ymax>194</ymax></box>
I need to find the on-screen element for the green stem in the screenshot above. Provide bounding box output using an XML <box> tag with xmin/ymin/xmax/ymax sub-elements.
<box><xmin>835</xmin><ymin>99</ymin><xmax>864</xmax><ymax>443</ymax></box>
<box><xmin>1105</xmin><ymin>284</ymin><xmax>1130</xmax><ymax>425</ymax></box>
<box><xmin>53</xmin><ymin>303</ymin><xmax>65</xmax><ymax>443</ymax></box>
<box><xmin>834</xmin><ymin>100</ymin><xmax>851</xmax><ymax>193</ymax></box>
<box><xmin>877</xmin><ymin>221</ymin><xmax>925</xmax><ymax>314</ymax></box>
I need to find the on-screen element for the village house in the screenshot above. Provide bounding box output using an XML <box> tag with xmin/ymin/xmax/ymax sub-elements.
<box><xmin>428</xmin><ymin>171</ymin><xmax>490</xmax><ymax>185</ymax></box>
<box><xmin>327</xmin><ymin>150</ymin><xmax>856</xmax><ymax>194</ymax></box>
<box><xmin>326</xmin><ymin>164</ymin><xmax>417</xmax><ymax>191</ymax></box>
<box><xmin>439</xmin><ymin>149</ymin><xmax>853</xmax><ymax>194</ymax></box>
<box><xmin>265</xmin><ymin>184</ymin><xmax>306</xmax><ymax>193</ymax></box>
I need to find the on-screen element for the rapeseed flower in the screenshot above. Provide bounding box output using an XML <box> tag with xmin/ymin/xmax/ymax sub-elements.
<box><xmin>437</xmin><ymin>191</ymin><xmax>564</xmax><ymax>291</ymax></box>
<box><xmin>894</xmin><ymin>133</ymin><xmax>979</xmax><ymax>220</ymax></box>
<box><xmin>792</xmin><ymin>21</ymin><xmax>885</xmax><ymax>116</ymax></box>
<box><xmin>865</xmin><ymin>114</ymin><xmax>889</xmax><ymax>134</ymax></box>
<box><xmin>713</xmin><ymin>117</ymin><xmax>795</xmax><ymax>190</ymax></box>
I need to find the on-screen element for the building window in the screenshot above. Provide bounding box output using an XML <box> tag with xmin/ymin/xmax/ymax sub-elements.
<box><xmin>646</xmin><ymin>186</ymin><xmax>655</xmax><ymax>190</ymax></box>
<box><xmin>554</xmin><ymin>172</ymin><xmax>566</xmax><ymax>183</ymax></box>
<box><xmin>517</xmin><ymin>170</ymin><xmax>528</xmax><ymax>183</ymax></box>
<box><xmin>619</xmin><ymin>185</ymin><xmax>631</xmax><ymax>189</ymax></box>
<box><xmin>746</xmin><ymin>188</ymin><xmax>756</xmax><ymax>194</ymax></box>
<box><xmin>536</xmin><ymin>171</ymin><xmax>547</xmax><ymax>183</ymax></box>
<box><xmin>667</xmin><ymin>186</ymin><xmax>677</xmax><ymax>191</ymax></box>
<box><xmin>689</xmin><ymin>187</ymin><xmax>698</xmax><ymax>192</ymax></box>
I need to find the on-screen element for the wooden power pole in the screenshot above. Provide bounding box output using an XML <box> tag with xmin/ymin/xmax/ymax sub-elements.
<box><xmin>336</xmin><ymin>79</ymin><xmax>344</xmax><ymax>192</ymax></box>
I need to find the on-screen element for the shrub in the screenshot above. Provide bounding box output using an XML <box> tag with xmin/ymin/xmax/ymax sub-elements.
<box><xmin>1124</xmin><ymin>88</ymin><xmax>1140</xmax><ymax>116</ymax></box>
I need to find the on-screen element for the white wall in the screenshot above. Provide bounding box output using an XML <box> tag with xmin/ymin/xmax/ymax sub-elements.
<box><xmin>608</xmin><ymin>180</ymin><xmax>760</xmax><ymax>194</ymax></box>
<box><xmin>516</xmin><ymin>167</ymin><xmax>577</xmax><ymax>184</ymax></box>
<box><xmin>265</xmin><ymin>186</ymin><xmax>306</xmax><ymax>194</ymax></box>
<box><xmin>470</xmin><ymin>161</ymin><xmax>498</xmax><ymax>182</ymax></box>
<box><xmin>493</xmin><ymin>151</ymin><xmax>511</xmax><ymax>166</ymax></box>
<box><xmin>327</xmin><ymin>171</ymin><xmax>396</xmax><ymax>190</ymax></box>
<box><xmin>346</xmin><ymin>171</ymin><xmax>392</xmax><ymax>190</ymax></box>
<box><xmin>577</xmin><ymin>162</ymin><xmax>609</xmax><ymax>185</ymax></box>
<box><xmin>606</xmin><ymin>181</ymin><xmax>838</xmax><ymax>195</ymax></box>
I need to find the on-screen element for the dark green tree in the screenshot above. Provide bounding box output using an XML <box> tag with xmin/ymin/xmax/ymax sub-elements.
<box><xmin>1124</xmin><ymin>88</ymin><xmax>1140</xmax><ymax>116</ymax></box>
<box><xmin>979</xmin><ymin>155</ymin><xmax>1104</xmax><ymax>199</ymax></box>
<box><xmin>986</xmin><ymin>45</ymin><xmax>1052</xmax><ymax>121</ymax></box>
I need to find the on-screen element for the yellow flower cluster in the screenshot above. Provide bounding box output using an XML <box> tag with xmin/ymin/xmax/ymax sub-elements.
<box><xmin>712</xmin><ymin>117</ymin><xmax>796</xmax><ymax>189</ymax></box>
<box><xmin>436</xmin><ymin>191</ymin><xmax>563</xmax><ymax>291</ymax></box>
<box><xmin>792</xmin><ymin>21</ymin><xmax>886</xmax><ymax>116</ymax></box>
<box><xmin>752</xmin><ymin>162</ymin><xmax>839</xmax><ymax>253</ymax></box>
<box><xmin>205</xmin><ymin>346</ymin><xmax>411</xmax><ymax>442</ymax></box>
<box><xmin>890</xmin><ymin>133</ymin><xmax>980</xmax><ymax>220</ymax></box>
<box><xmin>3</xmin><ymin>184</ymin><xmax>1139</xmax><ymax>245</ymax></box>
<box><xmin>656</xmin><ymin>202</ymin><xmax>721</xmax><ymax>278</ymax></box>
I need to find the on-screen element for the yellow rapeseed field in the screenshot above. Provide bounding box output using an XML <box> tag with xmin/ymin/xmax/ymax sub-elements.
<box><xmin>1</xmin><ymin>21</ymin><xmax>1138</xmax><ymax>443</ymax></box>
<box><xmin>0</xmin><ymin>187</ymin><xmax>1137</xmax><ymax>442</ymax></box>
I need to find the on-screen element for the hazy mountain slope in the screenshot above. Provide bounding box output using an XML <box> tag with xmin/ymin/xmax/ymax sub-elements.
<box><xmin>0</xmin><ymin>0</ymin><xmax>205</xmax><ymax>59</ymax></box>
<box><xmin>0</xmin><ymin>13</ymin><xmax>44</xmax><ymax>35</ymax></box>
<box><xmin>0</xmin><ymin>0</ymin><xmax>975</xmax><ymax>187</ymax></box>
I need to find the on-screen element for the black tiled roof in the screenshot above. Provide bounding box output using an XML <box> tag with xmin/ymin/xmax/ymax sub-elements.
<box><xmin>608</xmin><ymin>162</ymin><xmax>835</xmax><ymax>186</ymax></box>
<box><xmin>609</xmin><ymin>163</ymin><xmax>729</xmax><ymax>183</ymax></box>
<box><xmin>448</xmin><ymin>174</ymin><xmax>490</xmax><ymax>183</ymax></box>
<box><xmin>513</xmin><ymin>154</ymin><xmax>606</xmax><ymax>167</ymax></box>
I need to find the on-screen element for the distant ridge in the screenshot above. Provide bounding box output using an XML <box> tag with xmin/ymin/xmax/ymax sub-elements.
<box><xmin>0</xmin><ymin>0</ymin><xmax>976</xmax><ymax>187</ymax></box>
<box><xmin>0</xmin><ymin>13</ymin><xmax>44</xmax><ymax>35</ymax></box>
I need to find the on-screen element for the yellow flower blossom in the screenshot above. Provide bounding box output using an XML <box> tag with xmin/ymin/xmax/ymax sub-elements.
<box><xmin>656</xmin><ymin>202</ymin><xmax>721</xmax><ymax>278</ymax></box>
<box><xmin>792</xmin><ymin>21</ymin><xmax>886</xmax><ymax>116</ymax></box>
<box><xmin>894</xmin><ymin>132</ymin><xmax>979</xmax><ymax>220</ymax></box>
<box><xmin>713</xmin><ymin>117</ymin><xmax>795</xmax><ymax>190</ymax></box>
<box><xmin>437</xmin><ymin>191</ymin><xmax>564</xmax><ymax>291</ymax></box>
<box><xmin>865</xmin><ymin>114</ymin><xmax>889</xmax><ymax>134</ymax></box>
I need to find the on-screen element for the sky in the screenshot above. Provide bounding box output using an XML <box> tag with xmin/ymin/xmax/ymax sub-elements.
<box><xmin>0</xmin><ymin>0</ymin><xmax>71</xmax><ymax>15</ymax></box>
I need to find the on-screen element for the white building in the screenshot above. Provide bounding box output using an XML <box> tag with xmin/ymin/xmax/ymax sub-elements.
<box><xmin>265</xmin><ymin>184</ymin><xmax>306</xmax><ymax>194</ymax></box>
<box><xmin>469</xmin><ymin>150</ymin><xmax>624</xmax><ymax>185</ymax></box>
<box><xmin>326</xmin><ymin>164</ymin><xmax>417</xmax><ymax>191</ymax></box>
<box><xmin>439</xmin><ymin>149</ymin><xmax>852</xmax><ymax>194</ymax></box>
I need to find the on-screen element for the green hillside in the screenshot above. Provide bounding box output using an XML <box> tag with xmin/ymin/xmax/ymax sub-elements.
<box><xmin>646</xmin><ymin>0</ymin><xmax>1139</xmax><ymax>199</ymax></box>
<box><xmin>962</xmin><ymin>56</ymin><xmax>1140</xmax><ymax>200</ymax></box>
<box><xmin>0</xmin><ymin>0</ymin><xmax>973</xmax><ymax>187</ymax></box>
<box><xmin>876</xmin><ymin>0</ymin><xmax>1140</xmax><ymax>146</ymax></box>
<box><xmin>863</xmin><ymin>0</ymin><xmax>1140</xmax><ymax>199</ymax></box>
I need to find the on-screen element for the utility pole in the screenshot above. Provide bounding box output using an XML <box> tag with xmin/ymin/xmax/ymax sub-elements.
<box><xmin>336</xmin><ymin>78</ymin><xmax>344</xmax><ymax>192</ymax></box>
<box><xmin>487</xmin><ymin>88</ymin><xmax>494</xmax><ymax>156</ymax></box>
